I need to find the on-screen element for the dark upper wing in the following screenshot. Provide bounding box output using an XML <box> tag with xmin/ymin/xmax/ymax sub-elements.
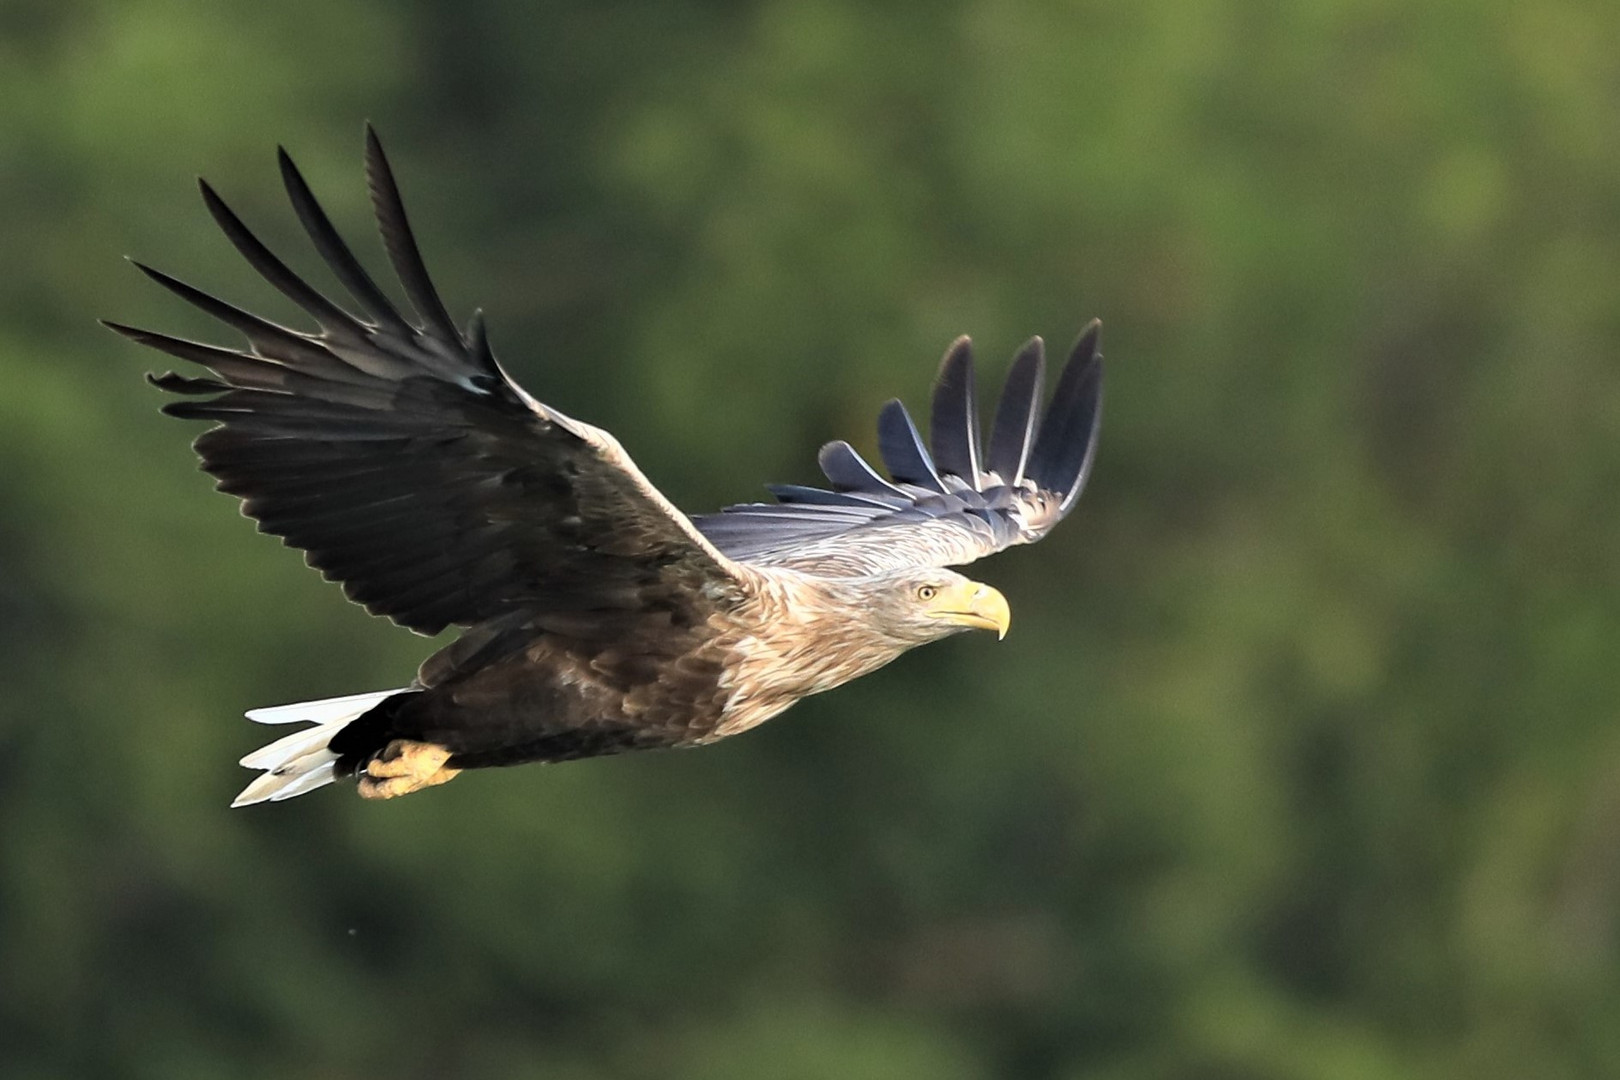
<box><xmin>111</xmin><ymin>127</ymin><xmax>746</xmax><ymax>636</ymax></box>
<box><xmin>692</xmin><ymin>329</ymin><xmax>1103</xmax><ymax>575</ymax></box>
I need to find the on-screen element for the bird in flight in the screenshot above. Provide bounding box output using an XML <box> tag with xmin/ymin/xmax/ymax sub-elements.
<box><xmin>108</xmin><ymin>128</ymin><xmax>1104</xmax><ymax>807</ymax></box>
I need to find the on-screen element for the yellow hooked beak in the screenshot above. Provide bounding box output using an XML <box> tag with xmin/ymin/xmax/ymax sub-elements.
<box><xmin>930</xmin><ymin>580</ymin><xmax>1011</xmax><ymax>640</ymax></box>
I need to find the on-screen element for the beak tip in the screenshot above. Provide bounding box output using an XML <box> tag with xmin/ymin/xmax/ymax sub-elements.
<box><xmin>979</xmin><ymin>585</ymin><xmax>1010</xmax><ymax>641</ymax></box>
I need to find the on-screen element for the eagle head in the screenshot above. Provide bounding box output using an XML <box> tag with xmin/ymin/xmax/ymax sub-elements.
<box><xmin>870</xmin><ymin>569</ymin><xmax>1011</xmax><ymax>645</ymax></box>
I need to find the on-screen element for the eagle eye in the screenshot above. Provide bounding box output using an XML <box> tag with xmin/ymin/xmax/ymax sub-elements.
<box><xmin>917</xmin><ymin>585</ymin><xmax>938</xmax><ymax>601</ymax></box>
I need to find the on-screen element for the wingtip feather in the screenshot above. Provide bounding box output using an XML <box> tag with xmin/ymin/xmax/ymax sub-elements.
<box><xmin>986</xmin><ymin>337</ymin><xmax>1046</xmax><ymax>484</ymax></box>
<box><xmin>1072</xmin><ymin>319</ymin><xmax>1101</xmax><ymax>363</ymax></box>
<box><xmin>1026</xmin><ymin>323</ymin><xmax>1105</xmax><ymax>512</ymax></box>
<box><xmin>930</xmin><ymin>336</ymin><xmax>981</xmax><ymax>482</ymax></box>
<box><xmin>818</xmin><ymin>440</ymin><xmax>906</xmax><ymax>496</ymax></box>
<box><xmin>362</xmin><ymin>127</ymin><xmax>461</xmax><ymax>346</ymax></box>
<box><xmin>876</xmin><ymin>399</ymin><xmax>945</xmax><ymax>491</ymax></box>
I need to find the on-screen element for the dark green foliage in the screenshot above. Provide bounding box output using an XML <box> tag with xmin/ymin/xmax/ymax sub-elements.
<box><xmin>3</xmin><ymin>0</ymin><xmax>1619</xmax><ymax>1076</ymax></box>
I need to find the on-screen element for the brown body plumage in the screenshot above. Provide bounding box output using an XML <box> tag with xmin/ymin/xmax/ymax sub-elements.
<box><xmin>337</xmin><ymin>567</ymin><xmax>1005</xmax><ymax>779</ymax></box>
<box><xmin>110</xmin><ymin>129</ymin><xmax>1102</xmax><ymax>805</ymax></box>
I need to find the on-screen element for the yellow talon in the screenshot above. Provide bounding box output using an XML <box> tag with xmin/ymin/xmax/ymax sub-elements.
<box><xmin>357</xmin><ymin>740</ymin><xmax>460</xmax><ymax>799</ymax></box>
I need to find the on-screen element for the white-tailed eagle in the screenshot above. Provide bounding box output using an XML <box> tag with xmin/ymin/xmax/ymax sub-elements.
<box><xmin>107</xmin><ymin>128</ymin><xmax>1104</xmax><ymax>806</ymax></box>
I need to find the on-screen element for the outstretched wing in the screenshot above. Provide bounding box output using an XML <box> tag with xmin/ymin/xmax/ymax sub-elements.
<box><xmin>692</xmin><ymin>328</ymin><xmax>1103</xmax><ymax>575</ymax></box>
<box><xmin>111</xmin><ymin>127</ymin><xmax>745</xmax><ymax>636</ymax></box>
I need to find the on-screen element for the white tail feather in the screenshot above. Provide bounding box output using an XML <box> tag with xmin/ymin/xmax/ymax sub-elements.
<box><xmin>245</xmin><ymin>688</ymin><xmax>403</xmax><ymax>725</ymax></box>
<box><xmin>270</xmin><ymin>760</ymin><xmax>338</xmax><ymax>801</ymax></box>
<box><xmin>232</xmin><ymin>688</ymin><xmax>407</xmax><ymax>807</ymax></box>
<box><xmin>240</xmin><ymin>722</ymin><xmax>339</xmax><ymax>769</ymax></box>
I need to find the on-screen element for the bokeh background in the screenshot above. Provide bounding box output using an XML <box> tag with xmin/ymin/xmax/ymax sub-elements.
<box><xmin>3</xmin><ymin>1</ymin><xmax>1619</xmax><ymax>1077</ymax></box>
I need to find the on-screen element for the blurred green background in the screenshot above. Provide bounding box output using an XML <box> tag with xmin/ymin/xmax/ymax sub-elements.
<box><xmin>3</xmin><ymin>0</ymin><xmax>1619</xmax><ymax>1077</ymax></box>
